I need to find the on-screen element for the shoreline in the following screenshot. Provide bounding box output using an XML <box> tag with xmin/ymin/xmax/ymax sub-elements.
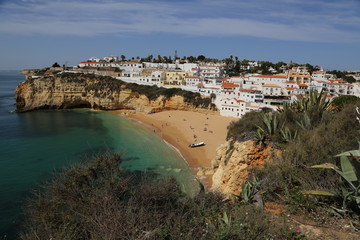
<box><xmin>112</xmin><ymin>110</ymin><xmax>236</xmax><ymax>189</ymax></box>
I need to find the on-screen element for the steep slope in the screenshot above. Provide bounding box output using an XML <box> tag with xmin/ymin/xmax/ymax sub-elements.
<box><xmin>211</xmin><ymin>140</ymin><xmax>278</xmax><ymax>195</ymax></box>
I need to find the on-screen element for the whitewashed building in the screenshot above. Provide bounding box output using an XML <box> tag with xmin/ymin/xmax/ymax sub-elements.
<box><xmin>220</xmin><ymin>98</ymin><xmax>246</xmax><ymax>118</ymax></box>
<box><xmin>219</xmin><ymin>98</ymin><xmax>262</xmax><ymax>118</ymax></box>
<box><xmin>249</xmin><ymin>75</ymin><xmax>288</xmax><ymax>85</ymax></box>
<box><xmin>311</xmin><ymin>71</ymin><xmax>327</xmax><ymax>81</ymax></box>
<box><xmin>262</xmin><ymin>84</ymin><xmax>283</xmax><ymax>96</ymax></box>
<box><xmin>103</xmin><ymin>56</ymin><xmax>119</xmax><ymax>62</ymax></box>
<box><xmin>185</xmin><ymin>76</ymin><xmax>201</xmax><ymax>87</ymax></box>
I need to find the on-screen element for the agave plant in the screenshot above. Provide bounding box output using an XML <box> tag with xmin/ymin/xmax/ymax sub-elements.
<box><xmin>280</xmin><ymin>126</ymin><xmax>298</xmax><ymax>143</ymax></box>
<box><xmin>279</xmin><ymin>90</ymin><xmax>330</xmax><ymax>114</ymax></box>
<box><xmin>303</xmin><ymin>146</ymin><xmax>360</xmax><ymax>211</ymax></box>
<box><xmin>253</xmin><ymin>127</ymin><xmax>266</xmax><ymax>147</ymax></box>
<box><xmin>296</xmin><ymin>112</ymin><xmax>312</xmax><ymax>130</ymax></box>
<box><xmin>303</xmin><ymin>107</ymin><xmax>360</xmax><ymax>212</ymax></box>
<box><xmin>261</xmin><ymin>113</ymin><xmax>278</xmax><ymax>135</ymax></box>
<box><xmin>233</xmin><ymin>177</ymin><xmax>260</xmax><ymax>204</ymax></box>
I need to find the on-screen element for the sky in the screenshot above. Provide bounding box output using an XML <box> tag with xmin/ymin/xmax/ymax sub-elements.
<box><xmin>0</xmin><ymin>0</ymin><xmax>359</xmax><ymax>70</ymax></box>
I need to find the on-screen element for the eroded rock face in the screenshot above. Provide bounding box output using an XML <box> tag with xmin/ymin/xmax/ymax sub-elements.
<box><xmin>211</xmin><ymin>140</ymin><xmax>276</xmax><ymax>196</ymax></box>
<box><xmin>15</xmin><ymin>74</ymin><xmax>214</xmax><ymax>114</ymax></box>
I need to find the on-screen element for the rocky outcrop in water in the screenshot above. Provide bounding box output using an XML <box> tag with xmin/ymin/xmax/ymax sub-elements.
<box><xmin>15</xmin><ymin>73</ymin><xmax>215</xmax><ymax>113</ymax></box>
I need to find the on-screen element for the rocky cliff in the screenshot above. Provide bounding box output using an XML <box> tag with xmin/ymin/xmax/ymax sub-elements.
<box><xmin>15</xmin><ymin>73</ymin><xmax>215</xmax><ymax>113</ymax></box>
<box><xmin>211</xmin><ymin>140</ymin><xmax>277</xmax><ymax>196</ymax></box>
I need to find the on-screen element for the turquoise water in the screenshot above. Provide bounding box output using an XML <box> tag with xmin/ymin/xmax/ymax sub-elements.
<box><xmin>0</xmin><ymin>71</ymin><xmax>196</xmax><ymax>238</ymax></box>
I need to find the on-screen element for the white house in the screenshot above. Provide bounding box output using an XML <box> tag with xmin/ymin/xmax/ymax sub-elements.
<box><xmin>185</xmin><ymin>76</ymin><xmax>201</xmax><ymax>87</ymax></box>
<box><xmin>197</xmin><ymin>83</ymin><xmax>221</xmax><ymax>95</ymax></box>
<box><xmin>219</xmin><ymin>98</ymin><xmax>262</xmax><ymax>118</ymax></box>
<box><xmin>197</xmin><ymin>64</ymin><xmax>226</xmax><ymax>79</ymax></box>
<box><xmin>103</xmin><ymin>56</ymin><xmax>119</xmax><ymax>62</ymax></box>
<box><xmin>220</xmin><ymin>98</ymin><xmax>246</xmax><ymax>118</ymax></box>
<box><xmin>111</xmin><ymin>62</ymin><xmax>143</xmax><ymax>71</ymax></box>
<box><xmin>221</xmin><ymin>82</ymin><xmax>240</xmax><ymax>97</ymax></box>
<box><xmin>238</xmin><ymin>89</ymin><xmax>263</xmax><ymax>102</ymax></box>
<box><xmin>249</xmin><ymin>75</ymin><xmax>288</xmax><ymax>85</ymax></box>
<box><xmin>88</xmin><ymin>57</ymin><xmax>101</xmax><ymax>62</ymax></box>
<box><xmin>137</xmin><ymin>70</ymin><xmax>165</xmax><ymax>86</ymax></box>
<box><xmin>79</xmin><ymin>61</ymin><xmax>112</xmax><ymax>68</ymax></box>
<box><xmin>311</xmin><ymin>71</ymin><xmax>326</xmax><ymax>81</ymax></box>
<box><xmin>262</xmin><ymin>84</ymin><xmax>283</xmax><ymax>96</ymax></box>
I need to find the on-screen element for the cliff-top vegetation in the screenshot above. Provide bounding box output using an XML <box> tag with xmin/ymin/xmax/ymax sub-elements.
<box><xmin>227</xmin><ymin>93</ymin><xmax>360</xmax><ymax>223</ymax></box>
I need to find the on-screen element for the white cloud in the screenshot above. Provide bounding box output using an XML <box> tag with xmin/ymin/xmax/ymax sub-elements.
<box><xmin>0</xmin><ymin>0</ymin><xmax>359</xmax><ymax>42</ymax></box>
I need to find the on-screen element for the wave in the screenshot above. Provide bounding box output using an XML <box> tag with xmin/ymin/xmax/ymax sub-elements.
<box><xmin>163</xmin><ymin>139</ymin><xmax>189</xmax><ymax>166</ymax></box>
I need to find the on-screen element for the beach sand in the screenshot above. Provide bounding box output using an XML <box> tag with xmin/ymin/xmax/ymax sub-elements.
<box><xmin>114</xmin><ymin>110</ymin><xmax>236</xmax><ymax>187</ymax></box>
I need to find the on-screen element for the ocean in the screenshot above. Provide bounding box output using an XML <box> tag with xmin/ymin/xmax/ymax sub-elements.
<box><xmin>0</xmin><ymin>71</ymin><xmax>196</xmax><ymax>238</ymax></box>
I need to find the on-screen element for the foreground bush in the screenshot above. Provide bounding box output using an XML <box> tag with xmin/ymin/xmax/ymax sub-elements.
<box><xmin>20</xmin><ymin>153</ymin><xmax>291</xmax><ymax>240</ymax></box>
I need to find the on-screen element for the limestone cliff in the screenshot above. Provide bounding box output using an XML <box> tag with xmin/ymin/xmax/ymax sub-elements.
<box><xmin>211</xmin><ymin>140</ymin><xmax>277</xmax><ymax>196</ymax></box>
<box><xmin>15</xmin><ymin>73</ymin><xmax>215</xmax><ymax>113</ymax></box>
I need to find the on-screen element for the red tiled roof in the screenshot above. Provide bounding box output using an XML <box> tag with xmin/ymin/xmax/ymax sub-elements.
<box><xmin>328</xmin><ymin>79</ymin><xmax>344</xmax><ymax>82</ymax></box>
<box><xmin>318</xmin><ymin>93</ymin><xmax>333</xmax><ymax>98</ymax></box>
<box><xmin>286</xmin><ymin>87</ymin><xmax>296</xmax><ymax>90</ymax></box>
<box><xmin>326</xmin><ymin>82</ymin><xmax>345</xmax><ymax>85</ymax></box>
<box><xmin>298</xmin><ymin>84</ymin><xmax>308</xmax><ymax>87</ymax></box>
<box><xmin>222</xmin><ymin>82</ymin><xmax>239</xmax><ymax>88</ymax></box>
<box><xmin>234</xmin><ymin>98</ymin><xmax>245</xmax><ymax>103</ymax></box>
<box><xmin>197</xmin><ymin>83</ymin><xmax>204</xmax><ymax>87</ymax></box>
<box><xmin>240</xmin><ymin>89</ymin><xmax>256</xmax><ymax>93</ymax></box>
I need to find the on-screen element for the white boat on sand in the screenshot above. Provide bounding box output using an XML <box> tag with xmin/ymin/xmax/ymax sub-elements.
<box><xmin>188</xmin><ymin>142</ymin><xmax>205</xmax><ymax>148</ymax></box>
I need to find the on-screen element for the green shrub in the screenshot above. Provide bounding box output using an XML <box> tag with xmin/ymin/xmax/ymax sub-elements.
<box><xmin>20</xmin><ymin>153</ymin><xmax>292</xmax><ymax>240</ymax></box>
<box><xmin>226</xmin><ymin>111</ymin><xmax>264</xmax><ymax>140</ymax></box>
<box><xmin>331</xmin><ymin>95</ymin><xmax>360</xmax><ymax>111</ymax></box>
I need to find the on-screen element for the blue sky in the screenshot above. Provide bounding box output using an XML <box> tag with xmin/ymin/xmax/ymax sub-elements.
<box><xmin>0</xmin><ymin>0</ymin><xmax>359</xmax><ymax>70</ymax></box>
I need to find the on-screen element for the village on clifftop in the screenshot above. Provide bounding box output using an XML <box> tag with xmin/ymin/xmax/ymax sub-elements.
<box><xmin>38</xmin><ymin>55</ymin><xmax>360</xmax><ymax>118</ymax></box>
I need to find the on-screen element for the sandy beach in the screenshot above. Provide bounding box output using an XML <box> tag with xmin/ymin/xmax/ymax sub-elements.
<box><xmin>113</xmin><ymin>110</ymin><xmax>236</xmax><ymax>187</ymax></box>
